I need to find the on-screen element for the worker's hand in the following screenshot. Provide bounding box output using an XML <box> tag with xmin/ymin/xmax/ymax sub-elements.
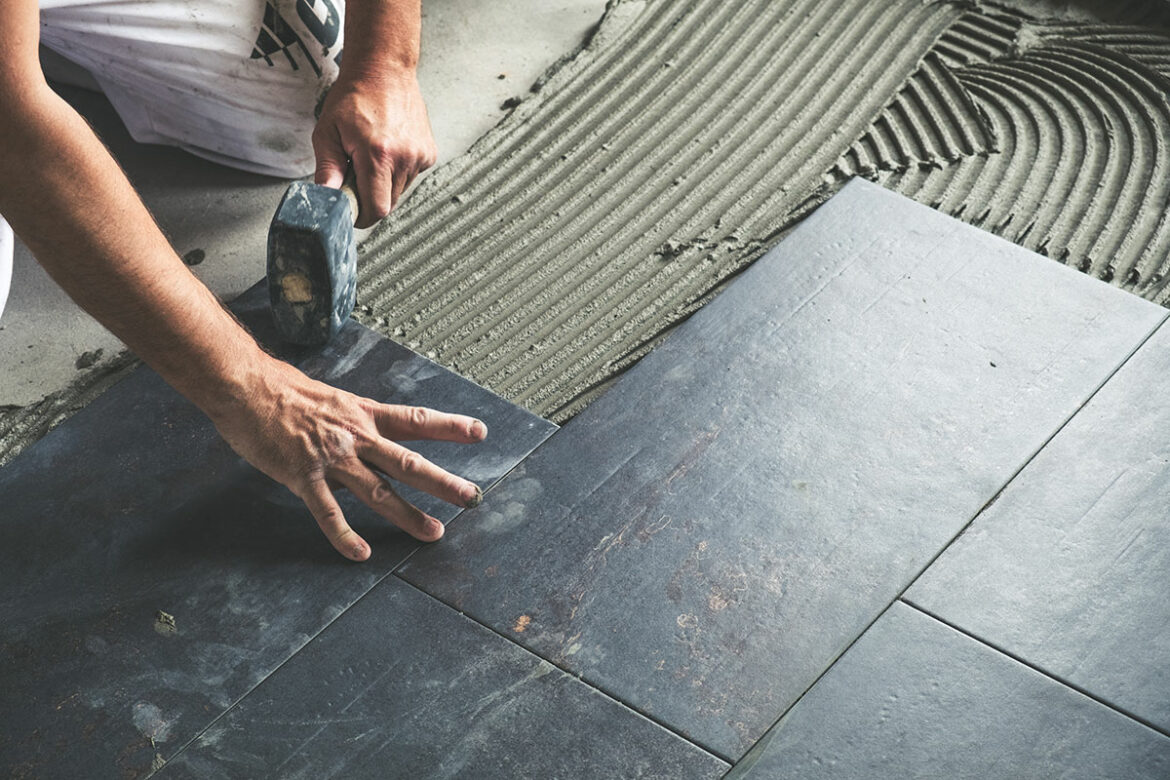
<box><xmin>211</xmin><ymin>358</ymin><xmax>485</xmax><ymax>561</ymax></box>
<box><xmin>312</xmin><ymin>70</ymin><xmax>437</xmax><ymax>228</ymax></box>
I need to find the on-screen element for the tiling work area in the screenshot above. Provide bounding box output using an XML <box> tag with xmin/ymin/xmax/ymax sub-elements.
<box><xmin>5</xmin><ymin>0</ymin><xmax>1170</xmax><ymax>777</ymax></box>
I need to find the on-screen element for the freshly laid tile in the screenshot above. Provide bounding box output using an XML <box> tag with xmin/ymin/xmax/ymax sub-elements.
<box><xmin>727</xmin><ymin>602</ymin><xmax>1170</xmax><ymax>779</ymax></box>
<box><xmin>162</xmin><ymin>578</ymin><xmax>728</xmax><ymax>779</ymax></box>
<box><xmin>0</xmin><ymin>301</ymin><xmax>555</xmax><ymax>778</ymax></box>
<box><xmin>398</xmin><ymin>179</ymin><xmax>1166</xmax><ymax>759</ymax></box>
<box><xmin>907</xmin><ymin>319</ymin><xmax>1170</xmax><ymax>733</ymax></box>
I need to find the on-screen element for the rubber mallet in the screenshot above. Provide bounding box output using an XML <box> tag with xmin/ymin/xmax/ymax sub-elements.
<box><xmin>266</xmin><ymin>178</ymin><xmax>359</xmax><ymax>346</ymax></box>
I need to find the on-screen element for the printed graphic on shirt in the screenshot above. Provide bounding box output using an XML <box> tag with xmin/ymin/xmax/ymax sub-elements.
<box><xmin>251</xmin><ymin>0</ymin><xmax>342</xmax><ymax>76</ymax></box>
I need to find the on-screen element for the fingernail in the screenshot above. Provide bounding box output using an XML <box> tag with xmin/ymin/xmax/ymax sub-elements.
<box><xmin>464</xmin><ymin>484</ymin><xmax>483</xmax><ymax>508</ymax></box>
<box><xmin>427</xmin><ymin>518</ymin><xmax>445</xmax><ymax>538</ymax></box>
<box><xmin>352</xmin><ymin>544</ymin><xmax>368</xmax><ymax>560</ymax></box>
<box><xmin>470</xmin><ymin>420</ymin><xmax>488</xmax><ymax>440</ymax></box>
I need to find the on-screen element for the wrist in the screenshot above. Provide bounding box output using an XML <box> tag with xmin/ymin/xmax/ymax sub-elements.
<box><xmin>337</xmin><ymin>59</ymin><xmax>419</xmax><ymax>93</ymax></box>
<box><xmin>149</xmin><ymin>302</ymin><xmax>284</xmax><ymax>423</ymax></box>
<box><xmin>335</xmin><ymin>0</ymin><xmax>422</xmax><ymax>104</ymax></box>
<box><xmin>187</xmin><ymin>347</ymin><xmax>287</xmax><ymax>423</ymax></box>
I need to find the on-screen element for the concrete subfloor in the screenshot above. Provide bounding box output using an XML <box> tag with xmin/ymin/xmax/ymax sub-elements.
<box><xmin>0</xmin><ymin>0</ymin><xmax>605</xmax><ymax>407</ymax></box>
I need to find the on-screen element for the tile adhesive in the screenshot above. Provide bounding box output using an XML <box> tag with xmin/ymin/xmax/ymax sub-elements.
<box><xmin>4</xmin><ymin>0</ymin><xmax>1170</xmax><ymax>465</ymax></box>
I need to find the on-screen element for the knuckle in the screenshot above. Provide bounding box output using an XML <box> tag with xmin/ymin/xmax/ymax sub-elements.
<box><xmin>369</xmin><ymin>478</ymin><xmax>395</xmax><ymax>505</ymax></box>
<box><xmin>311</xmin><ymin>128</ymin><xmax>335</xmax><ymax>152</ymax></box>
<box><xmin>350</xmin><ymin>420</ymin><xmax>379</xmax><ymax>448</ymax></box>
<box><xmin>446</xmin><ymin>474</ymin><xmax>466</xmax><ymax>497</ymax></box>
<box><xmin>361</xmin><ymin>193</ymin><xmax>391</xmax><ymax>223</ymax></box>
<box><xmin>337</xmin><ymin>453</ymin><xmax>365</xmax><ymax>475</ymax></box>
<box><xmin>321</xmin><ymin>428</ymin><xmax>357</xmax><ymax>462</ymax></box>
<box><xmin>315</xmin><ymin>505</ymin><xmax>345</xmax><ymax>530</ymax></box>
<box><xmin>294</xmin><ymin>460</ymin><xmax>327</xmax><ymax>484</ymax></box>
<box><xmin>332</xmin><ymin>526</ymin><xmax>358</xmax><ymax>546</ymax></box>
<box><xmin>398</xmin><ymin>450</ymin><xmax>423</xmax><ymax>476</ymax></box>
<box><xmin>368</xmin><ymin>138</ymin><xmax>396</xmax><ymax>165</ymax></box>
<box><xmin>410</xmin><ymin>406</ymin><xmax>430</xmax><ymax>428</ymax></box>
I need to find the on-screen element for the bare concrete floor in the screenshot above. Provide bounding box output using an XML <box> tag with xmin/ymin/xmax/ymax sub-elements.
<box><xmin>0</xmin><ymin>0</ymin><xmax>605</xmax><ymax>407</ymax></box>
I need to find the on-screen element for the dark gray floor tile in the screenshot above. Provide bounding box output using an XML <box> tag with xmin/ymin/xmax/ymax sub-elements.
<box><xmin>726</xmin><ymin>602</ymin><xmax>1170</xmax><ymax>780</ymax></box>
<box><xmin>398</xmin><ymin>179</ymin><xmax>1165</xmax><ymax>759</ymax></box>
<box><xmin>160</xmin><ymin>578</ymin><xmax>727</xmax><ymax>780</ymax></box>
<box><xmin>907</xmin><ymin>318</ymin><xmax>1170</xmax><ymax>734</ymax></box>
<box><xmin>0</xmin><ymin>302</ymin><xmax>555</xmax><ymax>778</ymax></box>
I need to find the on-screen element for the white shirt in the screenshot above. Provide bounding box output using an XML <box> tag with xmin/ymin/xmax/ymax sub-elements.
<box><xmin>38</xmin><ymin>0</ymin><xmax>345</xmax><ymax>177</ymax></box>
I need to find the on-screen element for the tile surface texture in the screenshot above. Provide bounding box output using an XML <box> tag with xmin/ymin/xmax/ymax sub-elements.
<box><xmin>0</xmin><ymin>294</ymin><xmax>555</xmax><ymax>778</ymax></box>
<box><xmin>727</xmin><ymin>602</ymin><xmax>1170</xmax><ymax>779</ymax></box>
<box><xmin>398</xmin><ymin>179</ymin><xmax>1167</xmax><ymax>759</ymax></box>
<box><xmin>908</xmin><ymin>318</ymin><xmax>1170</xmax><ymax>733</ymax></box>
<box><xmin>162</xmin><ymin>579</ymin><xmax>728</xmax><ymax>779</ymax></box>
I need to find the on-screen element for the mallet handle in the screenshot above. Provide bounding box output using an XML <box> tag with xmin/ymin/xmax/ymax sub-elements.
<box><xmin>340</xmin><ymin>169</ymin><xmax>359</xmax><ymax>226</ymax></box>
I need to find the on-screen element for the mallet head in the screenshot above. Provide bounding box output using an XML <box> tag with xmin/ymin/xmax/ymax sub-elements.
<box><xmin>267</xmin><ymin>181</ymin><xmax>358</xmax><ymax>346</ymax></box>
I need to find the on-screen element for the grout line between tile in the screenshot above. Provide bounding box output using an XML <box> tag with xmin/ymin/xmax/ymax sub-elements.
<box><xmin>723</xmin><ymin>309</ymin><xmax>1170</xmax><ymax>771</ymax></box>
<box><xmin>392</xmin><ymin>574</ymin><xmax>735</xmax><ymax>768</ymax></box>
<box><xmin>900</xmin><ymin>599</ymin><xmax>1170</xmax><ymax>741</ymax></box>
<box><xmin>149</xmin><ymin>427</ymin><xmax>560</xmax><ymax>778</ymax></box>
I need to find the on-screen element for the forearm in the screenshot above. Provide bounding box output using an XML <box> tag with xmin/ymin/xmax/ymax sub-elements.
<box><xmin>0</xmin><ymin>83</ymin><xmax>269</xmax><ymax>417</ymax></box>
<box><xmin>340</xmin><ymin>0</ymin><xmax>422</xmax><ymax>83</ymax></box>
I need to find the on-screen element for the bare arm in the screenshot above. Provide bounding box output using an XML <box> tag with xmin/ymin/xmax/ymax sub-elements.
<box><xmin>0</xmin><ymin>0</ymin><xmax>482</xmax><ymax>561</ymax></box>
<box><xmin>313</xmin><ymin>0</ymin><xmax>436</xmax><ymax>226</ymax></box>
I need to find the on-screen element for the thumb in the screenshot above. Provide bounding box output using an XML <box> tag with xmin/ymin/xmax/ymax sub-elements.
<box><xmin>313</xmin><ymin>129</ymin><xmax>348</xmax><ymax>190</ymax></box>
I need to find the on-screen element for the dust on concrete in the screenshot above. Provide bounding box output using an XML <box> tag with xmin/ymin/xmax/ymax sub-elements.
<box><xmin>181</xmin><ymin>248</ymin><xmax>205</xmax><ymax>266</ymax></box>
<box><xmin>74</xmin><ymin>349</ymin><xmax>103</xmax><ymax>370</ymax></box>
